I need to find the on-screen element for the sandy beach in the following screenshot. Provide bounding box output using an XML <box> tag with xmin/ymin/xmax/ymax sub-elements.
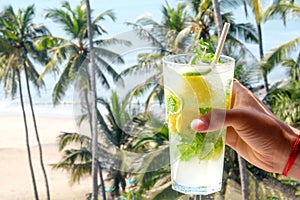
<box><xmin>0</xmin><ymin>115</ymin><xmax>92</xmax><ymax>200</ymax></box>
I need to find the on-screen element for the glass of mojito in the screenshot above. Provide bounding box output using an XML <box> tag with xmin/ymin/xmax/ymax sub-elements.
<box><xmin>163</xmin><ymin>54</ymin><xmax>235</xmax><ymax>195</ymax></box>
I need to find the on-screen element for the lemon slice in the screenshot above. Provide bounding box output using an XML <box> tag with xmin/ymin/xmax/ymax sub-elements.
<box><xmin>182</xmin><ymin>74</ymin><xmax>211</xmax><ymax>108</ymax></box>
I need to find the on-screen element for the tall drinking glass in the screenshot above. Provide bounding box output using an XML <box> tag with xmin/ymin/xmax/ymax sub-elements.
<box><xmin>163</xmin><ymin>54</ymin><xmax>235</xmax><ymax>195</ymax></box>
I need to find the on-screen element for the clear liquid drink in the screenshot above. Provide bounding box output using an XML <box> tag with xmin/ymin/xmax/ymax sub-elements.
<box><xmin>163</xmin><ymin>54</ymin><xmax>235</xmax><ymax>195</ymax></box>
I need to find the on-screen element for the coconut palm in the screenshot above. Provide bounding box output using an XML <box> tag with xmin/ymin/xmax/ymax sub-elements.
<box><xmin>122</xmin><ymin>0</ymin><xmax>258</xmax><ymax>111</ymax></box>
<box><xmin>264</xmin><ymin>0</ymin><xmax>300</xmax><ymax>26</ymax></box>
<box><xmin>56</xmin><ymin>89</ymin><xmax>163</xmax><ymax>199</ymax></box>
<box><xmin>0</xmin><ymin>5</ymin><xmax>51</xmax><ymax>200</ymax></box>
<box><xmin>212</xmin><ymin>0</ymin><xmax>223</xmax><ymax>38</ymax></box>
<box><xmin>242</xmin><ymin>0</ymin><xmax>300</xmax><ymax>92</ymax></box>
<box><xmin>264</xmin><ymin>53</ymin><xmax>300</xmax><ymax>127</ymax></box>
<box><xmin>37</xmin><ymin>0</ymin><xmax>128</xmax><ymax>105</ymax></box>
<box><xmin>211</xmin><ymin>0</ymin><xmax>250</xmax><ymax>198</ymax></box>
<box><xmin>261</xmin><ymin>1</ymin><xmax>300</xmax><ymax>79</ymax></box>
<box><xmin>53</xmin><ymin>132</ymin><xmax>93</xmax><ymax>185</ymax></box>
<box><xmin>238</xmin><ymin>0</ymin><xmax>269</xmax><ymax>92</ymax></box>
<box><xmin>83</xmin><ymin>0</ymin><xmax>102</xmax><ymax>198</ymax></box>
<box><xmin>265</xmin><ymin>82</ymin><xmax>300</xmax><ymax>127</ymax></box>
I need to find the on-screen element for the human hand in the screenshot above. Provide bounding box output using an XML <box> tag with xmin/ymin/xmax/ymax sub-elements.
<box><xmin>191</xmin><ymin>81</ymin><xmax>299</xmax><ymax>176</ymax></box>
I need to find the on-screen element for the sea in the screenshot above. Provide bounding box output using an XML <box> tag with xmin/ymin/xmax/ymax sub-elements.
<box><xmin>0</xmin><ymin>0</ymin><xmax>299</xmax><ymax>117</ymax></box>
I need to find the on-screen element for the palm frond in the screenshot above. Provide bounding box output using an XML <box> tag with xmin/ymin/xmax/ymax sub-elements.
<box><xmin>44</xmin><ymin>7</ymin><xmax>79</xmax><ymax>38</ymax></box>
<box><xmin>94</xmin><ymin>54</ymin><xmax>119</xmax><ymax>82</ymax></box>
<box><xmin>173</xmin><ymin>26</ymin><xmax>193</xmax><ymax>52</ymax></box>
<box><xmin>219</xmin><ymin>0</ymin><xmax>244</xmax><ymax>9</ymax></box>
<box><xmin>248</xmin><ymin>0</ymin><xmax>263</xmax><ymax>23</ymax></box>
<box><xmin>94</xmin><ymin>47</ymin><xmax>124</xmax><ymax>65</ymax></box>
<box><xmin>124</xmin><ymin>72</ymin><xmax>161</xmax><ymax>108</ymax></box>
<box><xmin>52</xmin><ymin>60</ymin><xmax>73</xmax><ymax>105</ymax></box>
<box><xmin>94</xmin><ymin>37</ymin><xmax>131</xmax><ymax>47</ymax></box>
<box><xmin>226</xmin><ymin>34</ymin><xmax>258</xmax><ymax>62</ymax></box>
<box><xmin>125</xmin><ymin>22</ymin><xmax>164</xmax><ymax>49</ymax></box>
<box><xmin>282</xmin><ymin>53</ymin><xmax>300</xmax><ymax>82</ymax></box>
<box><xmin>261</xmin><ymin>36</ymin><xmax>300</xmax><ymax>74</ymax></box>
<box><xmin>264</xmin><ymin>81</ymin><xmax>300</xmax><ymax>127</ymax></box>
<box><xmin>135</xmin><ymin>14</ymin><xmax>160</xmax><ymax>27</ymax></box>
<box><xmin>230</xmin><ymin>22</ymin><xmax>258</xmax><ymax>43</ymax></box>
<box><xmin>93</xmin><ymin>9</ymin><xmax>116</xmax><ymax>23</ymax></box>
<box><xmin>21</xmin><ymin>5</ymin><xmax>35</xmax><ymax>33</ymax></box>
<box><xmin>53</xmin><ymin>147</ymin><xmax>92</xmax><ymax>185</ymax></box>
<box><xmin>144</xmin><ymin>82</ymin><xmax>164</xmax><ymax>111</ymax></box>
<box><xmin>264</xmin><ymin>3</ymin><xmax>300</xmax><ymax>24</ymax></box>
<box><xmin>57</xmin><ymin>131</ymin><xmax>92</xmax><ymax>151</ymax></box>
<box><xmin>25</xmin><ymin>57</ymin><xmax>45</xmax><ymax>89</ymax></box>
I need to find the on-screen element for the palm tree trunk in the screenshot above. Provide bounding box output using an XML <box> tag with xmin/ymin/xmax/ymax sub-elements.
<box><xmin>17</xmin><ymin>70</ymin><xmax>39</xmax><ymax>200</ymax></box>
<box><xmin>243</xmin><ymin>0</ymin><xmax>248</xmax><ymax>17</ymax></box>
<box><xmin>212</xmin><ymin>0</ymin><xmax>223</xmax><ymax>38</ymax></box>
<box><xmin>23</xmin><ymin>61</ymin><xmax>51</xmax><ymax>200</ymax></box>
<box><xmin>211</xmin><ymin>0</ymin><xmax>227</xmax><ymax>55</ymax></box>
<box><xmin>257</xmin><ymin>23</ymin><xmax>269</xmax><ymax>92</ymax></box>
<box><xmin>98</xmin><ymin>162</ymin><xmax>106</xmax><ymax>199</ymax></box>
<box><xmin>85</xmin><ymin>0</ymin><xmax>100</xmax><ymax>199</ymax></box>
<box><xmin>84</xmin><ymin>87</ymin><xmax>107</xmax><ymax>200</ymax></box>
<box><xmin>238</xmin><ymin>155</ymin><xmax>249</xmax><ymax>200</ymax></box>
<box><xmin>257</xmin><ymin>24</ymin><xmax>264</xmax><ymax>60</ymax></box>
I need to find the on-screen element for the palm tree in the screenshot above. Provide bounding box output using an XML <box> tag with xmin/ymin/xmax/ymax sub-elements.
<box><xmin>264</xmin><ymin>0</ymin><xmax>299</xmax><ymax>26</ymax></box>
<box><xmin>211</xmin><ymin>0</ymin><xmax>250</xmax><ymax>198</ymax></box>
<box><xmin>121</xmin><ymin>2</ymin><xmax>261</xmax><ymax>199</ymax></box>
<box><xmin>123</xmin><ymin>0</ymin><xmax>258</xmax><ymax>111</ymax></box>
<box><xmin>37</xmin><ymin>0</ymin><xmax>127</xmax><ymax>105</ymax></box>
<box><xmin>261</xmin><ymin>1</ymin><xmax>300</xmax><ymax>80</ymax></box>
<box><xmin>54</xmin><ymin>90</ymin><xmax>137</xmax><ymax>199</ymax></box>
<box><xmin>242</xmin><ymin>0</ymin><xmax>300</xmax><ymax>92</ymax></box>
<box><xmin>53</xmin><ymin>132</ymin><xmax>93</xmax><ymax>185</ymax></box>
<box><xmin>212</xmin><ymin>0</ymin><xmax>223</xmax><ymax>38</ymax></box>
<box><xmin>264</xmin><ymin>53</ymin><xmax>300</xmax><ymax>128</ymax></box>
<box><xmin>0</xmin><ymin>5</ymin><xmax>51</xmax><ymax>200</ymax></box>
<box><xmin>239</xmin><ymin>0</ymin><xmax>268</xmax><ymax>92</ymax></box>
<box><xmin>83</xmin><ymin>0</ymin><xmax>102</xmax><ymax>199</ymax></box>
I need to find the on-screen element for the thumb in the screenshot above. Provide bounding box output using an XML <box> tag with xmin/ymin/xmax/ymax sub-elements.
<box><xmin>191</xmin><ymin>109</ymin><xmax>234</xmax><ymax>132</ymax></box>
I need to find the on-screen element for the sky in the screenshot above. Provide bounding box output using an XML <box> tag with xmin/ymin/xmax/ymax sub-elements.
<box><xmin>0</xmin><ymin>0</ymin><xmax>180</xmax><ymax>38</ymax></box>
<box><xmin>0</xmin><ymin>0</ymin><xmax>299</xmax><ymax>84</ymax></box>
<box><xmin>1</xmin><ymin>0</ymin><xmax>298</xmax><ymax>50</ymax></box>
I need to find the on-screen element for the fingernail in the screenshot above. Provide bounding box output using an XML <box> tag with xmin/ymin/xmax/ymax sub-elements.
<box><xmin>191</xmin><ymin>119</ymin><xmax>205</xmax><ymax>131</ymax></box>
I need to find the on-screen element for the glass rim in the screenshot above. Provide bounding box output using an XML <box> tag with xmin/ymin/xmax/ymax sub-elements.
<box><xmin>162</xmin><ymin>53</ymin><xmax>235</xmax><ymax>67</ymax></box>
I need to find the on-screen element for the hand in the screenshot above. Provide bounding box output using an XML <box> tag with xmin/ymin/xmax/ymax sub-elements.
<box><xmin>191</xmin><ymin>81</ymin><xmax>299</xmax><ymax>178</ymax></box>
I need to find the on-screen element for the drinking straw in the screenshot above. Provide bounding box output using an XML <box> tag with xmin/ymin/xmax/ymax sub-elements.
<box><xmin>213</xmin><ymin>22</ymin><xmax>230</xmax><ymax>64</ymax></box>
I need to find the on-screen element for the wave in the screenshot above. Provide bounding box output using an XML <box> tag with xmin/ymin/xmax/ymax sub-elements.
<box><xmin>0</xmin><ymin>98</ymin><xmax>74</xmax><ymax>118</ymax></box>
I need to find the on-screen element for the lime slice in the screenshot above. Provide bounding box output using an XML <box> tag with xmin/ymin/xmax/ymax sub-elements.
<box><xmin>181</xmin><ymin>68</ymin><xmax>212</xmax><ymax>76</ymax></box>
<box><xmin>165</xmin><ymin>90</ymin><xmax>181</xmax><ymax>132</ymax></box>
<box><xmin>165</xmin><ymin>90</ymin><xmax>181</xmax><ymax>115</ymax></box>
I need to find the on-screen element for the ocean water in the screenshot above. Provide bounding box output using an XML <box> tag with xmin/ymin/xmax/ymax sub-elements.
<box><xmin>0</xmin><ymin>0</ymin><xmax>299</xmax><ymax>116</ymax></box>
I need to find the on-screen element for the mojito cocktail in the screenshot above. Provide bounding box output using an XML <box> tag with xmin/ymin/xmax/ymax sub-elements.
<box><xmin>163</xmin><ymin>54</ymin><xmax>235</xmax><ymax>195</ymax></box>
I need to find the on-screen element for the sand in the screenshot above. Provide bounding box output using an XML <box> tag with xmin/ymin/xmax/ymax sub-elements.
<box><xmin>0</xmin><ymin>115</ymin><xmax>92</xmax><ymax>200</ymax></box>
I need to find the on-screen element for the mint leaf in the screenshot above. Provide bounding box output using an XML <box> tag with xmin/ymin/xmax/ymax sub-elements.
<box><xmin>177</xmin><ymin>133</ymin><xmax>223</xmax><ymax>161</ymax></box>
<box><xmin>199</xmin><ymin>107</ymin><xmax>212</xmax><ymax>115</ymax></box>
<box><xmin>189</xmin><ymin>38</ymin><xmax>217</xmax><ymax>64</ymax></box>
<box><xmin>201</xmin><ymin>136</ymin><xmax>223</xmax><ymax>160</ymax></box>
<box><xmin>177</xmin><ymin>143</ymin><xmax>195</xmax><ymax>161</ymax></box>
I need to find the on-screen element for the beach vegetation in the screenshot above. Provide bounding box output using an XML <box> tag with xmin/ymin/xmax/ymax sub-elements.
<box><xmin>1</xmin><ymin>0</ymin><xmax>300</xmax><ymax>199</ymax></box>
<box><xmin>0</xmin><ymin>5</ymin><xmax>51</xmax><ymax>200</ymax></box>
<box><xmin>36</xmin><ymin>0</ymin><xmax>129</xmax><ymax>105</ymax></box>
